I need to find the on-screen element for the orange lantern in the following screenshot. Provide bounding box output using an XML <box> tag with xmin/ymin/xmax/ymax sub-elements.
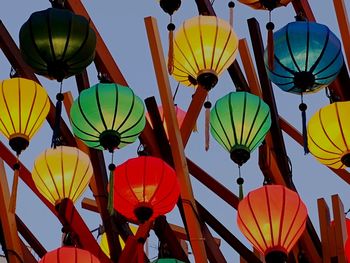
<box><xmin>237</xmin><ymin>185</ymin><xmax>308</xmax><ymax>262</ymax></box>
<box><xmin>39</xmin><ymin>247</ymin><xmax>100</xmax><ymax>263</ymax></box>
<box><xmin>112</xmin><ymin>156</ymin><xmax>180</xmax><ymax>223</ymax></box>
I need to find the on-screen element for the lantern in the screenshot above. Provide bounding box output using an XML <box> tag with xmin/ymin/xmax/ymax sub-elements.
<box><xmin>344</xmin><ymin>219</ymin><xmax>350</xmax><ymax>261</ymax></box>
<box><xmin>172</xmin><ymin>15</ymin><xmax>238</xmax><ymax>89</ymax></box>
<box><xmin>307</xmin><ymin>101</ymin><xmax>350</xmax><ymax>169</ymax></box>
<box><xmin>70</xmin><ymin>83</ymin><xmax>146</xmax><ymax>152</ymax></box>
<box><xmin>210</xmin><ymin>91</ymin><xmax>271</xmax><ymax>166</ymax></box>
<box><xmin>113</xmin><ymin>156</ymin><xmax>180</xmax><ymax>223</ymax></box>
<box><xmin>39</xmin><ymin>247</ymin><xmax>100</xmax><ymax>263</ymax></box>
<box><xmin>238</xmin><ymin>0</ymin><xmax>292</xmax><ymax>10</ymax></box>
<box><xmin>265</xmin><ymin>21</ymin><xmax>343</xmax><ymax>94</ymax></box>
<box><xmin>237</xmin><ymin>185</ymin><xmax>308</xmax><ymax>263</ymax></box>
<box><xmin>32</xmin><ymin>146</ymin><xmax>93</xmax><ymax>205</ymax></box>
<box><xmin>0</xmin><ymin>78</ymin><xmax>50</xmax><ymax>155</ymax></box>
<box><xmin>152</xmin><ymin>259</ymin><xmax>185</xmax><ymax>263</ymax></box>
<box><xmin>19</xmin><ymin>7</ymin><xmax>96</xmax><ymax>81</ymax></box>
<box><xmin>146</xmin><ymin>105</ymin><xmax>186</xmax><ymax>138</ymax></box>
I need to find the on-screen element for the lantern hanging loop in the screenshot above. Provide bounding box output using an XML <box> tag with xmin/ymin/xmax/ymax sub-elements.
<box><xmin>159</xmin><ymin>0</ymin><xmax>181</xmax><ymax>16</ymax></box>
<box><xmin>51</xmin><ymin>82</ymin><xmax>64</xmax><ymax>148</ymax></box>
<box><xmin>49</xmin><ymin>0</ymin><xmax>65</xmax><ymax>8</ymax></box>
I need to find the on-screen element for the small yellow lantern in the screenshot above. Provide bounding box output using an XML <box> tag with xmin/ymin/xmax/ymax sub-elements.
<box><xmin>172</xmin><ymin>15</ymin><xmax>238</xmax><ymax>89</ymax></box>
<box><xmin>0</xmin><ymin>78</ymin><xmax>50</xmax><ymax>155</ymax></box>
<box><xmin>32</xmin><ymin>146</ymin><xmax>93</xmax><ymax>205</ymax></box>
<box><xmin>308</xmin><ymin>101</ymin><xmax>350</xmax><ymax>169</ymax></box>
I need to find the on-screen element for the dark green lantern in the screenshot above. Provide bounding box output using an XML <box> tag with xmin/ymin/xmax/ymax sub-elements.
<box><xmin>19</xmin><ymin>7</ymin><xmax>96</xmax><ymax>81</ymax></box>
<box><xmin>210</xmin><ymin>91</ymin><xmax>271</xmax><ymax>166</ymax></box>
<box><xmin>152</xmin><ymin>259</ymin><xmax>185</xmax><ymax>263</ymax></box>
<box><xmin>70</xmin><ymin>83</ymin><xmax>146</xmax><ymax>152</ymax></box>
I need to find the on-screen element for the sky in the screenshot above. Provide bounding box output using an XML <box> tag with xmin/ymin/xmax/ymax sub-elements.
<box><xmin>0</xmin><ymin>0</ymin><xmax>350</xmax><ymax>262</ymax></box>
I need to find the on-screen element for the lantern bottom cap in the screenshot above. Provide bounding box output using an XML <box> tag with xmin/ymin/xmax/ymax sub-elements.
<box><xmin>261</xmin><ymin>0</ymin><xmax>278</xmax><ymax>10</ymax></box>
<box><xmin>134</xmin><ymin>206</ymin><xmax>153</xmax><ymax>223</ymax></box>
<box><xmin>341</xmin><ymin>153</ymin><xmax>350</xmax><ymax>167</ymax></box>
<box><xmin>9</xmin><ymin>135</ymin><xmax>29</xmax><ymax>156</ymax></box>
<box><xmin>293</xmin><ymin>71</ymin><xmax>315</xmax><ymax>93</ymax></box>
<box><xmin>230</xmin><ymin>147</ymin><xmax>250</xmax><ymax>166</ymax></box>
<box><xmin>197</xmin><ymin>70</ymin><xmax>218</xmax><ymax>90</ymax></box>
<box><xmin>100</xmin><ymin>130</ymin><xmax>120</xmax><ymax>153</ymax></box>
<box><xmin>265</xmin><ymin>250</ymin><xmax>288</xmax><ymax>263</ymax></box>
<box><xmin>159</xmin><ymin>0</ymin><xmax>181</xmax><ymax>15</ymax></box>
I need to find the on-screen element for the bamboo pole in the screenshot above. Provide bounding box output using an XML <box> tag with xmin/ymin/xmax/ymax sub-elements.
<box><xmin>144</xmin><ymin>16</ymin><xmax>208</xmax><ymax>262</ymax></box>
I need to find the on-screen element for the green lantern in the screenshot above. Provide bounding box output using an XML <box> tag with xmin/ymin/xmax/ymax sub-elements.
<box><xmin>210</xmin><ymin>91</ymin><xmax>271</xmax><ymax>166</ymax></box>
<box><xmin>19</xmin><ymin>7</ymin><xmax>96</xmax><ymax>81</ymax></box>
<box><xmin>70</xmin><ymin>83</ymin><xmax>146</xmax><ymax>152</ymax></box>
<box><xmin>152</xmin><ymin>259</ymin><xmax>185</xmax><ymax>263</ymax></box>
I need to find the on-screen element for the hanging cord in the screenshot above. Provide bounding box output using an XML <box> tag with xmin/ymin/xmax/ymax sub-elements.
<box><xmin>51</xmin><ymin>82</ymin><xmax>64</xmax><ymax>148</ymax></box>
<box><xmin>325</xmin><ymin>87</ymin><xmax>334</xmax><ymax>104</ymax></box>
<box><xmin>204</xmin><ymin>97</ymin><xmax>211</xmax><ymax>151</ymax></box>
<box><xmin>9</xmin><ymin>67</ymin><xmax>18</xmax><ymax>78</ymax></box>
<box><xmin>345</xmin><ymin>208</ymin><xmax>350</xmax><ymax>216</ymax></box>
<box><xmin>9</xmin><ymin>156</ymin><xmax>20</xmax><ymax>213</ymax></box>
<box><xmin>172</xmin><ymin>82</ymin><xmax>180</xmax><ymax>102</ymax></box>
<box><xmin>167</xmin><ymin>16</ymin><xmax>175</xmax><ymax>75</ymax></box>
<box><xmin>299</xmin><ymin>94</ymin><xmax>309</xmax><ymax>154</ymax></box>
<box><xmin>266</xmin><ymin>12</ymin><xmax>275</xmax><ymax>70</ymax></box>
<box><xmin>228</xmin><ymin>1</ymin><xmax>235</xmax><ymax>28</ymax></box>
<box><xmin>236</xmin><ymin>166</ymin><xmax>244</xmax><ymax>200</ymax></box>
<box><xmin>107</xmin><ymin>152</ymin><xmax>116</xmax><ymax>215</ymax></box>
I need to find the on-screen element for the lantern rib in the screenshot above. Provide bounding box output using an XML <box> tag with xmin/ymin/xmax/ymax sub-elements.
<box><xmin>95</xmin><ymin>84</ymin><xmax>108</xmax><ymax>131</ymax></box>
<box><xmin>315</xmin><ymin>70</ymin><xmax>342</xmax><ymax>80</ymax></box>
<box><xmin>183</xmin><ymin>19</ymin><xmax>201</xmax><ymax>73</ymax></box>
<box><xmin>28</xmin><ymin>18</ymin><xmax>48</xmax><ymax>68</ymax></box>
<box><xmin>273</xmin><ymin>55</ymin><xmax>296</xmax><ymax>75</ymax></box>
<box><xmin>335</xmin><ymin>103</ymin><xmax>349</xmax><ymax>150</ymax></box>
<box><xmin>309</xmin><ymin>29</ymin><xmax>330</xmax><ymax>73</ymax></box>
<box><xmin>277</xmin><ymin>185</ymin><xmax>286</xmax><ymax>247</ymax></box>
<box><xmin>70</xmin><ymin>160</ymin><xmax>91</xmax><ymax>202</ymax></box>
<box><xmin>110</xmin><ymin>84</ymin><xmax>119</xmax><ymax>130</ymax></box>
<box><xmin>44</xmin><ymin>150</ymin><xmax>62</xmax><ymax>201</ymax></box>
<box><xmin>213</xmin><ymin>101</ymin><xmax>234</xmax><ymax>151</ymax></box>
<box><xmin>210</xmin><ymin>124</ymin><xmax>230</xmax><ymax>152</ymax></box>
<box><xmin>285</xmin><ymin>23</ymin><xmax>302</xmax><ymax>73</ymax></box>
<box><xmin>33</xmin><ymin>165</ymin><xmax>56</xmax><ymax>204</ymax></box>
<box><xmin>243</xmin><ymin>96</ymin><xmax>261</xmax><ymax>146</ymax></box>
<box><xmin>124</xmin><ymin>163</ymin><xmax>141</xmax><ymax>203</ymax></box>
<box><xmin>199</xmin><ymin>16</ymin><xmax>207</xmax><ymax>70</ymax></box>
<box><xmin>71</xmin><ymin>120</ymin><xmax>100</xmax><ymax>139</ymax></box>
<box><xmin>268</xmin><ymin>69</ymin><xmax>294</xmax><ymax>79</ymax></box>
<box><xmin>246</xmin><ymin>110</ymin><xmax>270</xmax><ymax>150</ymax></box>
<box><xmin>147</xmin><ymin>160</ymin><xmax>164</xmax><ymax>204</ymax></box>
<box><xmin>28</xmin><ymin>93</ymin><xmax>50</xmax><ymax>138</ymax></box>
<box><xmin>0</xmin><ymin>119</ymin><xmax>10</xmax><ymax>138</ymax></box>
<box><xmin>46</xmin><ymin>11</ymin><xmax>57</xmax><ymax>63</ymax></box>
<box><xmin>23</xmin><ymin>81</ymin><xmax>37</xmax><ymax>136</ymax></box>
<box><xmin>18</xmin><ymin>78</ymin><xmax>22</xmax><ymax>133</ymax></box>
<box><xmin>77</xmin><ymin>94</ymin><xmax>101</xmax><ymax>134</ymax></box>
<box><xmin>151</xmin><ymin>181</ymin><xmax>178</xmax><ymax>209</ymax></box>
<box><xmin>270</xmin><ymin>80</ymin><xmax>295</xmax><ymax>86</ymax></box>
<box><xmin>285</xmin><ymin>218</ymin><xmax>307</xmax><ymax>252</ymax></box>
<box><xmin>116</xmin><ymin>90</ymin><xmax>135</xmax><ymax>132</ymax></box>
<box><xmin>239</xmin><ymin>92</ymin><xmax>247</xmax><ymax>145</ymax></box>
<box><xmin>209</xmin><ymin>17</ymin><xmax>219</xmax><ymax>70</ymax></box>
<box><xmin>59</xmin><ymin>15</ymin><xmax>73</xmax><ymax>63</ymax></box>
<box><xmin>67</xmin><ymin>149</ymin><xmax>80</xmax><ymax>200</ymax></box>
<box><xmin>237</xmin><ymin>209</ymin><xmax>265</xmax><ymax>253</ymax></box>
<box><xmin>173</xmin><ymin>41</ymin><xmax>198</xmax><ymax>77</ymax></box>
<box><xmin>60</xmin><ymin>147</ymin><xmax>65</xmax><ymax>198</ymax></box>
<box><xmin>313</xmin><ymin>49</ymin><xmax>342</xmax><ymax>76</ymax></box>
<box><xmin>285</xmin><ymin>85</ymin><xmax>299</xmax><ymax>93</ymax></box>
<box><xmin>318</xmin><ymin>108</ymin><xmax>344</xmax><ymax>152</ymax></box>
<box><xmin>265</xmin><ymin>186</ymin><xmax>275</xmax><ymax>248</ymax></box>
<box><xmin>214</xmin><ymin>29</ymin><xmax>234</xmax><ymax>74</ymax></box>
<box><xmin>247</xmin><ymin>192</ymin><xmax>270</xmax><ymax>250</ymax></box>
<box><xmin>118</xmin><ymin>108</ymin><xmax>145</xmax><ymax>136</ymax></box>
<box><xmin>281</xmin><ymin>193</ymin><xmax>301</xmax><ymax>249</ymax></box>
<box><xmin>1</xmin><ymin>81</ymin><xmax>17</xmax><ymax>135</ymax></box>
<box><xmin>228</xmin><ymin>93</ymin><xmax>239</xmax><ymax>146</ymax></box>
<box><xmin>305</xmin><ymin>22</ymin><xmax>310</xmax><ymax>71</ymax></box>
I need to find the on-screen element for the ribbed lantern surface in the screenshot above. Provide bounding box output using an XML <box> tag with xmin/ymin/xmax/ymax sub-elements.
<box><xmin>39</xmin><ymin>247</ymin><xmax>100</xmax><ymax>263</ymax></box>
<box><xmin>32</xmin><ymin>146</ymin><xmax>93</xmax><ymax>205</ymax></box>
<box><xmin>113</xmin><ymin>156</ymin><xmax>180</xmax><ymax>222</ymax></box>
<box><xmin>308</xmin><ymin>101</ymin><xmax>350</xmax><ymax>169</ymax></box>
<box><xmin>238</xmin><ymin>0</ymin><xmax>292</xmax><ymax>10</ymax></box>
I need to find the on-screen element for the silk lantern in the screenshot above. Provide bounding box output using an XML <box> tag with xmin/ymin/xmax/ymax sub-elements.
<box><xmin>39</xmin><ymin>247</ymin><xmax>100</xmax><ymax>263</ymax></box>
<box><xmin>113</xmin><ymin>156</ymin><xmax>180</xmax><ymax>223</ymax></box>
<box><xmin>19</xmin><ymin>6</ymin><xmax>96</xmax><ymax>81</ymax></box>
<box><xmin>307</xmin><ymin>101</ymin><xmax>350</xmax><ymax>169</ymax></box>
<box><xmin>172</xmin><ymin>15</ymin><xmax>238</xmax><ymax>89</ymax></box>
<box><xmin>237</xmin><ymin>185</ymin><xmax>308</xmax><ymax>263</ymax></box>
<box><xmin>238</xmin><ymin>0</ymin><xmax>292</xmax><ymax>10</ymax></box>
<box><xmin>32</xmin><ymin>146</ymin><xmax>93</xmax><ymax>205</ymax></box>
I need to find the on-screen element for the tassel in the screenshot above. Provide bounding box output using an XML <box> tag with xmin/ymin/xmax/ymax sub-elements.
<box><xmin>204</xmin><ymin>101</ymin><xmax>212</xmax><ymax>151</ymax></box>
<box><xmin>51</xmin><ymin>92</ymin><xmax>64</xmax><ymax>148</ymax></box>
<box><xmin>107</xmin><ymin>163</ymin><xmax>116</xmax><ymax>215</ymax></box>
<box><xmin>266</xmin><ymin>21</ymin><xmax>275</xmax><ymax>70</ymax></box>
<box><xmin>237</xmin><ymin>177</ymin><xmax>244</xmax><ymax>200</ymax></box>
<box><xmin>167</xmin><ymin>22</ymin><xmax>175</xmax><ymax>75</ymax></box>
<box><xmin>299</xmin><ymin>102</ymin><xmax>309</xmax><ymax>154</ymax></box>
<box><xmin>9</xmin><ymin>162</ymin><xmax>20</xmax><ymax>213</ymax></box>
<box><xmin>228</xmin><ymin>1</ymin><xmax>235</xmax><ymax>28</ymax></box>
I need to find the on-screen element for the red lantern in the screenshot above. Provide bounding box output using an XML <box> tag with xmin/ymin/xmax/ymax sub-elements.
<box><xmin>39</xmin><ymin>247</ymin><xmax>100</xmax><ymax>263</ymax></box>
<box><xmin>237</xmin><ymin>185</ymin><xmax>308</xmax><ymax>263</ymax></box>
<box><xmin>113</xmin><ymin>156</ymin><xmax>180</xmax><ymax>223</ymax></box>
<box><xmin>345</xmin><ymin>219</ymin><xmax>350</xmax><ymax>260</ymax></box>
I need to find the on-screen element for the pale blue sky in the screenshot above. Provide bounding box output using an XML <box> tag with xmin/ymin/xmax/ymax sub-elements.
<box><xmin>0</xmin><ymin>0</ymin><xmax>350</xmax><ymax>262</ymax></box>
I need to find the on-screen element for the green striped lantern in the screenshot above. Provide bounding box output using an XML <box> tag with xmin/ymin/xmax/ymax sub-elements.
<box><xmin>70</xmin><ymin>83</ymin><xmax>146</xmax><ymax>152</ymax></box>
<box><xmin>210</xmin><ymin>91</ymin><xmax>271</xmax><ymax>166</ymax></box>
<box><xmin>152</xmin><ymin>259</ymin><xmax>185</xmax><ymax>263</ymax></box>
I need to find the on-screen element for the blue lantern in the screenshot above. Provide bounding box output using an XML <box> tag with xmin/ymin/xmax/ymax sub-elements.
<box><xmin>265</xmin><ymin>21</ymin><xmax>343</xmax><ymax>94</ymax></box>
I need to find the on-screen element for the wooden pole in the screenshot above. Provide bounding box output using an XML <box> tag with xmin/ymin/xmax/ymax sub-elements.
<box><xmin>144</xmin><ymin>16</ymin><xmax>208</xmax><ymax>262</ymax></box>
<box><xmin>331</xmin><ymin>195</ymin><xmax>347</xmax><ymax>263</ymax></box>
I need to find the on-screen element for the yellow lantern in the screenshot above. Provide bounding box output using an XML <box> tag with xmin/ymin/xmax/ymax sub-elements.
<box><xmin>308</xmin><ymin>101</ymin><xmax>350</xmax><ymax>169</ymax></box>
<box><xmin>100</xmin><ymin>225</ymin><xmax>137</xmax><ymax>257</ymax></box>
<box><xmin>0</xmin><ymin>78</ymin><xmax>50</xmax><ymax>155</ymax></box>
<box><xmin>32</xmin><ymin>146</ymin><xmax>93</xmax><ymax>205</ymax></box>
<box><xmin>172</xmin><ymin>15</ymin><xmax>238</xmax><ymax>89</ymax></box>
